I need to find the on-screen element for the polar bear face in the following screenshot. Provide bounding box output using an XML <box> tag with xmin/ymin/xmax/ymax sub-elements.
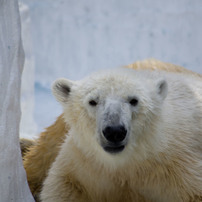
<box><xmin>52</xmin><ymin>69</ymin><xmax>168</xmax><ymax>163</ymax></box>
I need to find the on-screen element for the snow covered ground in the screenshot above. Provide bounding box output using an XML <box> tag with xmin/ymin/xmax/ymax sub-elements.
<box><xmin>19</xmin><ymin>0</ymin><xmax>202</xmax><ymax>138</ymax></box>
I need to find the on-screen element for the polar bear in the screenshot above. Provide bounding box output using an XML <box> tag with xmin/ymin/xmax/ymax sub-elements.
<box><xmin>40</xmin><ymin>67</ymin><xmax>202</xmax><ymax>202</ymax></box>
<box><xmin>22</xmin><ymin>59</ymin><xmax>202</xmax><ymax>201</ymax></box>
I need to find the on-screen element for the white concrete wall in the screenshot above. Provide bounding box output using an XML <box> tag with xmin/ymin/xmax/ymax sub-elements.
<box><xmin>21</xmin><ymin>0</ymin><xmax>202</xmax><ymax>86</ymax></box>
<box><xmin>0</xmin><ymin>0</ymin><xmax>34</xmax><ymax>201</ymax></box>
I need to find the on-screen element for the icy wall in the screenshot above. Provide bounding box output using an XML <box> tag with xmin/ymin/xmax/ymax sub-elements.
<box><xmin>20</xmin><ymin>0</ymin><xmax>202</xmax><ymax>134</ymax></box>
<box><xmin>0</xmin><ymin>0</ymin><xmax>34</xmax><ymax>201</ymax></box>
<box><xmin>20</xmin><ymin>3</ymin><xmax>38</xmax><ymax>139</ymax></box>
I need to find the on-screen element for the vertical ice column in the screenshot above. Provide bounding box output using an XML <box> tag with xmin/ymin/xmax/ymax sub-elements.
<box><xmin>0</xmin><ymin>0</ymin><xmax>34</xmax><ymax>201</ymax></box>
<box><xmin>19</xmin><ymin>2</ymin><xmax>38</xmax><ymax>139</ymax></box>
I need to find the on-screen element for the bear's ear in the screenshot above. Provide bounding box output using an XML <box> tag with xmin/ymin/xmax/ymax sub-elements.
<box><xmin>155</xmin><ymin>79</ymin><xmax>168</xmax><ymax>100</ymax></box>
<box><xmin>52</xmin><ymin>78</ymin><xmax>74</xmax><ymax>103</ymax></box>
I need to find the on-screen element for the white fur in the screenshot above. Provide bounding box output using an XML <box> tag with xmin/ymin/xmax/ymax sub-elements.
<box><xmin>41</xmin><ymin>68</ymin><xmax>202</xmax><ymax>202</ymax></box>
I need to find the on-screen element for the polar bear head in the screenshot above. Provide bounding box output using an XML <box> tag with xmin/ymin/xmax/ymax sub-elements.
<box><xmin>52</xmin><ymin>68</ymin><xmax>168</xmax><ymax>165</ymax></box>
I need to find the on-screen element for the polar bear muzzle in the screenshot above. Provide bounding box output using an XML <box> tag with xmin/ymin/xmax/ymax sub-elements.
<box><xmin>97</xmin><ymin>97</ymin><xmax>131</xmax><ymax>154</ymax></box>
<box><xmin>101</xmin><ymin>125</ymin><xmax>127</xmax><ymax>153</ymax></box>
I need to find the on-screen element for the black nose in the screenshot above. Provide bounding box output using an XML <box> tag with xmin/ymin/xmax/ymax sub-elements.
<box><xmin>102</xmin><ymin>125</ymin><xmax>127</xmax><ymax>143</ymax></box>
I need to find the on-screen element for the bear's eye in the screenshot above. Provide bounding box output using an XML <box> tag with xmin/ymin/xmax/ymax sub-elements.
<box><xmin>89</xmin><ymin>100</ymin><xmax>97</xmax><ymax>106</ymax></box>
<box><xmin>129</xmin><ymin>98</ymin><xmax>138</xmax><ymax>106</ymax></box>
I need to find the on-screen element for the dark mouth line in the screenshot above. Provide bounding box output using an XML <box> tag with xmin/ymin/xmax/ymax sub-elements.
<box><xmin>103</xmin><ymin>145</ymin><xmax>125</xmax><ymax>153</ymax></box>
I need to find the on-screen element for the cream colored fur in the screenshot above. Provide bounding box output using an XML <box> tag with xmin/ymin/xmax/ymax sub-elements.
<box><xmin>22</xmin><ymin>59</ymin><xmax>202</xmax><ymax>201</ymax></box>
<box><xmin>41</xmin><ymin>66</ymin><xmax>202</xmax><ymax>201</ymax></box>
<box><xmin>22</xmin><ymin>114</ymin><xmax>68</xmax><ymax>201</ymax></box>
